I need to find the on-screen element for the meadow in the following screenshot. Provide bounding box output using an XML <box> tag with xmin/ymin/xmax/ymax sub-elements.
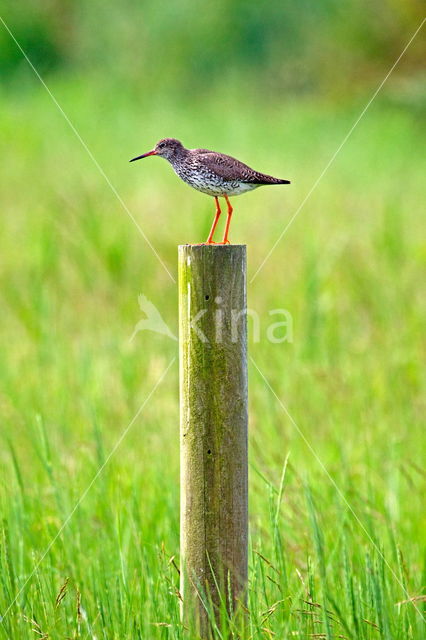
<box><xmin>0</xmin><ymin>68</ymin><xmax>425</xmax><ymax>639</ymax></box>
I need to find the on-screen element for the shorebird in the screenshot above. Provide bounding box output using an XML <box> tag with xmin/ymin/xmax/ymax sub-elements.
<box><xmin>130</xmin><ymin>138</ymin><xmax>290</xmax><ymax>244</ymax></box>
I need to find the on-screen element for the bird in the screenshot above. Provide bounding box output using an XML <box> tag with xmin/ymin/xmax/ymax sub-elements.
<box><xmin>130</xmin><ymin>138</ymin><xmax>290</xmax><ymax>245</ymax></box>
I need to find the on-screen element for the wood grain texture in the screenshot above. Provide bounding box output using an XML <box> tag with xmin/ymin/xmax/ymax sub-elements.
<box><xmin>178</xmin><ymin>244</ymin><xmax>248</xmax><ymax>637</ymax></box>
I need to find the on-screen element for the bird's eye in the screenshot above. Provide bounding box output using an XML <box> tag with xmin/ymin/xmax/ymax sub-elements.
<box><xmin>159</xmin><ymin>142</ymin><xmax>165</xmax><ymax>148</ymax></box>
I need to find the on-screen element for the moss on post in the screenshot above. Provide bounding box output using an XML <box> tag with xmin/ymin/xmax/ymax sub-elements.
<box><xmin>178</xmin><ymin>244</ymin><xmax>248</xmax><ymax>637</ymax></box>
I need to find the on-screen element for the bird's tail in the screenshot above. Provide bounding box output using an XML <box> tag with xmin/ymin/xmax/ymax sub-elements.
<box><xmin>248</xmin><ymin>172</ymin><xmax>291</xmax><ymax>185</ymax></box>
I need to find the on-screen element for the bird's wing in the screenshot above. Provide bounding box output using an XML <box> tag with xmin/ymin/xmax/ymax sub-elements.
<box><xmin>195</xmin><ymin>151</ymin><xmax>289</xmax><ymax>185</ymax></box>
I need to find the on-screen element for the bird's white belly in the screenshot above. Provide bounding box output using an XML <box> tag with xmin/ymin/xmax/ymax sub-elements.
<box><xmin>220</xmin><ymin>182</ymin><xmax>259</xmax><ymax>196</ymax></box>
<box><xmin>174</xmin><ymin>168</ymin><xmax>259</xmax><ymax>197</ymax></box>
<box><xmin>196</xmin><ymin>182</ymin><xmax>259</xmax><ymax>197</ymax></box>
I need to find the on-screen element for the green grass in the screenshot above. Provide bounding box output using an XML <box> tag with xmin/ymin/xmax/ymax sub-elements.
<box><xmin>0</xmin><ymin>75</ymin><xmax>425</xmax><ymax>638</ymax></box>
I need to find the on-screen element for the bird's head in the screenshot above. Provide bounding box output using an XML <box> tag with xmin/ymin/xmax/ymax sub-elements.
<box><xmin>130</xmin><ymin>138</ymin><xmax>184</xmax><ymax>163</ymax></box>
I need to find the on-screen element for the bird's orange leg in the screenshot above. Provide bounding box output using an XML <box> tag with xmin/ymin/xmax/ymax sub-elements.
<box><xmin>222</xmin><ymin>195</ymin><xmax>233</xmax><ymax>244</ymax></box>
<box><xmin>205</xmin><ymin>197</ymin><xmax>222</xmax><ymax>244</ymax></box>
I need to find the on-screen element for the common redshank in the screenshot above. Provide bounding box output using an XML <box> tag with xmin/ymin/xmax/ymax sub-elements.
<box><xmin>130</xmin><ymin>138</ymin><xmax>290</xmax><ymax>244</ymax></box>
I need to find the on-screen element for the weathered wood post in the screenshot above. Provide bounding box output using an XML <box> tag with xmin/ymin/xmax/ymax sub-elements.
<box><xmin>178</xmin><ymin>244</ymin><xmax>248</xmax><ymax>637</ymax></box>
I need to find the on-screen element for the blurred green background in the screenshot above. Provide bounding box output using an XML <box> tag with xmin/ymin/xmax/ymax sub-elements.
<box><xmin>0</xmin><ymin>2</ymin><xmax>425</xmax><ymax>639</ymax></box>
<box><xmin>2</xmin><ymin>0</ymin><xmax>425</xmax><ymax>96</ymax></box>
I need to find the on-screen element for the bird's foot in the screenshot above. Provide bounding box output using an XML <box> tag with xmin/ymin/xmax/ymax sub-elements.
<box><xmin>190</xmin><ymin>240</ymin><xmax>231</xmax><ymax>246</ymax></box>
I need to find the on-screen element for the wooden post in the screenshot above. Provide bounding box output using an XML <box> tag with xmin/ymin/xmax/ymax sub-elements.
<box><xmin>178</xmin><ymin>244</ymin><xmax>248</xmax><ymax>637</ymax></box>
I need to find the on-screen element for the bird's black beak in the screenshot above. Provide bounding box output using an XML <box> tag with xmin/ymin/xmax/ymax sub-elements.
<box><xmin>129</xmin><ymin>150</ymin><xmax>157</xmax><ymax>162</ymax></box>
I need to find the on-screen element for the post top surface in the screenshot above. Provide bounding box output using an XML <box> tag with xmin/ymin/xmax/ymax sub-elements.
<box><xmin>178</xmin><ymin>244</ymin><xmax>246</xmax><ymax>249</ymax></box>
<box><xmin>178</xmin><ymin>244</ymin><xmax>247</xmax><ymax>260</ymax></box>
